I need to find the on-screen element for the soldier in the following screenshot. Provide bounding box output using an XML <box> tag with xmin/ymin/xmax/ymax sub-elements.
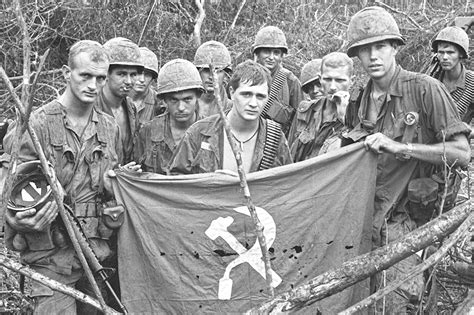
<box><xmin>193</xmin><ymin>40</ymin><xmax>233</xmax><ymax>117</ymax></box>
<box><xmin>169</xmin><ymin>60</ymin><xmax>292</xmax><ymax>174</ymax></box>
<box><xmin>290</xmin><ymin>52</ymin><xmax>353</xmax><ymax>160</ymax></box>
<box><xmin>97</xmin><ymin>37</ymin><xmax>143</xmax><ymax>164</ymax></box>
<box><xmin>431</xmin><ymin>26</ymin><xmax>474</xmax><ymax>122</ymax></box>
<box><xmin>345</xmin><ymin>7</ymin><xmax>471</xmax><ymax>312</ymax></box>
<box><xmin>1</xmin><ymin>40</ymin><xmax>139</xmax><ymax>313</ymax></box>
<box><xmin>252</xmin><ymin>26</ymin><xmax>304</xmax><ymax>135</ymax></box>
<box><xmin>300</xmin><ymin>59</ymin><xmax>323</xmax><ymax>101</ymax></box>
<box><xmin>134</xmin><ymin>59</ymin><xmax>203</xmax><ymax>174</ymax></box>
<box><xmin>130</xmin><ymin>47</ymin><xmax>165</xmax><ymax>126</ymax></box>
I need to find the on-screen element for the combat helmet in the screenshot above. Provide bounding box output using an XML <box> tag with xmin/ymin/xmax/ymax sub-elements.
<box><xmin>103</xmin><ymin>37</ymin><xmax>144</xmax><ymax>69</ymax></box>
<box><xmin>252</xmin><ymin>26</ymin><xmax>288</xmax><ymax>54</ymax></box>
<box><xmin>432</xmin><ymin>26</ymin><xmax>469</xmax><ymax>58</ymax></box>
<box><xmin>346</xmin><ymin>6</ymin><xmax>405</xmax><ymax>57</ymax></box>
<box><xmin>7</xmin><ymin>161</ymin><xmax>53</xmax><ymax>212</ymax></box>
<box><xmin>156</xmin><ymin>59</ymin><xmax>204</xmax><ymax>96</ymax></box>
<box><xmin>300</xmin><ymin>59</ymin><xmax>323</xmax><ymax>91</ymax></box>
<box><xmin>139</xmin><ymin>47</ymin><xmax>159</xmax><ymax>77</ymax></box>
<box><xmin>194</xmin><ymin>41</ymin><xmax>232</xmax><ymax>71</ymax></box>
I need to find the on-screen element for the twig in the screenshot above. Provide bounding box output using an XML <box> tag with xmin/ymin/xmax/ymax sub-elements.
<box><xmin>223</xmin><ymin>0</ymin><xmax>246</xmax><ymax>43</ymax></box>
<box><xmin>137</xmin><ymin>0</ymin><xmax>157</xmax><ymax>46</ymax></box>
<box><xmin>338</xmin><ymin>209</ymin><xmax>473</xmax><ymax>314</ymax></box>
<box><xmin>375</xmin><ymin>0</ymin><xmax>423</xmax><ymax>30</ymax></box>
<box><xmin>193</xmin><ymin>0</ymin><xmax>206</xmax><ymax>47</ymax></box>
<box><xmin>210</xmin><ymin>64</ymin><xmax>274</xmax><ymax>297</ymax></box>
<box><xmin>7</xmin><ymin>69</ymin><xmax>63</xmax><ymax>81</ymax></box>
<box><xmin>0</xmin><ymin>255</ymin><xmax>119</xmax><ymax>314</ymax></box>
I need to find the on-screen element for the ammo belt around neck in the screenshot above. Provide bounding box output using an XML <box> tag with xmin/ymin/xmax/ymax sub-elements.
<box><xmin>258</xmin><ymin>119</ymin><xmax>281</xmax><ymax>170</ymax></box>
<box><xmin>451</xmin><ymin>70</ymin><xmax>474</xmax><ymax>117</ymax></box>
<box><xmin>261</xmin><ymin>68</ymin><xmax>287</xmax><ymax>118</ymax></box>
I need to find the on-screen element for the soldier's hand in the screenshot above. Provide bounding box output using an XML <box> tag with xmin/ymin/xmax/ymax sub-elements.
<box><xmin>5</xmin><ymin>201</ymin><xmax>58</xmax><ymax>233</ymax></box>
<box><xmin>121</xmin><ymin>161</ymin><xmax>142</xmax><ymax>173</ymax></box>
<box><xmin>364</xmin><ymin>132</ymin><xmax>404</xmax><ymax>154</ymax></box>
<box><xmin>330</xmin><ymin>91</ymin><xmax>350</xmax><ymax>123</ymax></box>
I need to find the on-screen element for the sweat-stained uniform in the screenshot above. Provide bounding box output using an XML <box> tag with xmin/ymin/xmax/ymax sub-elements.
<box><xmin>263</xmin><ymin>65</ymin><xmax>304</xmax><ymax>134</ymax></box>
<box><xmin>2</xmin><ymin>101</ymin><xmax>121</xmax><ymax>314</ymax></box>
<box><xmin>290</xmin><ymin>97</ymin><xmax>348</xmax><ymax>161</ymax></box>
<box><xmin>169</xmin><ymin>114</ymin><xmax>292</xmax><ymax>174</ymax></box>
<box><xmin>344</xmin><ymin>66</ymin><xmax>470</xmax><ymax>312</ymax></box>
<box><xmin>134</xmin><ymin>112</ymin><xmax>200</xmax><ymax>174</ymax></box>
<box><xmin>96</xmin><ymin>89</ymin><xmax>138</xmax><ymax>164</ymax></box>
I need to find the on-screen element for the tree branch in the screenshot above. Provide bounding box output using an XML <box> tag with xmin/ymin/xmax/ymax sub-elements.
<box><xmin>0</xmin><ymin>255</ymin><xmax>120</xmax><ymax>314</ymax></box>
<box><xmin>247</xmin><ymin>201</ymin><xmax>472</xmax><ymax>314</ymax></box>
<box><xmin>193</xmin><ymin>0</ymin><xmax>206</xmax><ymax>47</ymax></box>
<box><xmin>375</xmin><ymin>0</ymin><xmax>423</xmax><ymax>30</ymax></box>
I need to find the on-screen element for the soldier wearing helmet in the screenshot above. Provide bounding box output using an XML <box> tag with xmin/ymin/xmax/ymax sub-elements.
<box><xmin>430</xmin><ymin>26</ymin><xmax>474</xmax><ymax>122</ymax></box>
<box><xmin>1</xmin><ymin>40</ymin><xmax>139</xmax><ymax>313</ymax></box>
<box><xmin>169</xmin><ymin>60</ymin><xmax>292</xmax><ymax>174</ymax></box>
<box><xmin>344</xmin><ymin>7</ymin><xmax>470</xmax><ymax>313</ymax></box>
<box><xmin>193</xmin><ymin>40</ymin><xmax>233</xmax><ymax>118</ymax></box>
<box><xmin>97</xmin><ymin>37</ymin><xmax>144</xmax><ymax>164</ymax></box>
<box><xmin>134</xmin><ymin>59</ymin><xmax>204</xmax><ymax>174</ymax></box>
<box><xmin>300</xmin><ymin>59</ymin><xmax>324</xmax><ymax>101</ymax></box>
<box><xmin>289</xmin><ymin>52</ymin><xmax>354</xmax><ymax>158</ymax></box>
<box><xmin>252</xmin><ymin>26</ymin><xmax>303</xmax><ymax>135</ymax></box>
<box><xmin>130</xmin><ymin>47</ymin><xmax>166</xmax><ymax>126</ymax></box>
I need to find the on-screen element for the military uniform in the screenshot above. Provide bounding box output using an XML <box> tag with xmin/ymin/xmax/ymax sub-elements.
<box><xmin>3</xmin><ymin>101</ymin><xmax>121</xmax><ymax>313</ymax></box>
<box><xmin>345</xmin><ymin>66</ymin><xmax>470</xmax><ymax>312</ymax></box>
<box><xmin>134</xmin><ymin>111</ymin><xmax>200</xmax><ymax>174</ymax></box>
<box><xmin>96</xmin><ymin>89</ymin><xmax>138</xmax><ymax>164</ymax></box>
<box><xmin>169</xmin><ymin>114</ymin><xmax>292</xmax><ymax>174</ymax></box>
<box><xmin>263</xmin><ymin>65</ymin><xmax>304</xmax><ymax>133</ymax></box>
<box><xmin>290</xmin><ymin>97</ymin><xmax>347</xmax><ymax>161</ymax></box>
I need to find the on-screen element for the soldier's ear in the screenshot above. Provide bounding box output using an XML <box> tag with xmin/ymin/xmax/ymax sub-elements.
<box><xmin>62</xmin><ymin>65</ymin><xmax>71</xmax><ymax>82</ymax></box>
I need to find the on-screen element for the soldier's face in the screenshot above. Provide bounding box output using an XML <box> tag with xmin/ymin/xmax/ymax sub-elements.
<box><xmin>321</xmin><ymin>64</ymin><xmax>352</xmax><ymax>96</ymax></box>
<box><xmin>229</xmin><ymin>81</ymin><xmax>268</xmax><ymax>121</ymax></box>
<box><xmin>165</xmin><ymin>90</ymin><xmax>198</xmax><ymax>123</ymax></box>
<box><xmin>64</xmin><ymin>52</ymin><xmax>108</xmax><ymax>105</ymax></box>
<box><xmin>255</xmin><ymin>48</ymin><xmax>283</xmax><ymax>71</ymax></box>
<box><xmin>304</xmin><ymin>79</ymin><xmax>323</xmax><ymax>100</ymax></box>
<box><xmin>133</xmin><ymin>70</ymin><xmax>154</xmax><ymax>94</ymax></box>
<box><xmin>357</xmin><ymin>40</ymin><xmax>398</xmax><ymax>80</ymax></box>
<box><xmin>437</xmin><ymin>43</ymin><xmax>462</xmax><ymax>71</ymax></box>
<box><xmin>199</xmin><ymin>68</ymin><xmax>227</xmax><ymax>93</ymax></box>
<box><xmin>107</xmin><ymin>66</ymin><xmax>139</xmax><ymax>98</ymax></box>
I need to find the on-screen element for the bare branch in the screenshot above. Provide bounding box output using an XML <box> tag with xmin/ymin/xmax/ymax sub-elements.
<box><xmin>193</xmin><ymin>0</ymin><xmax>206</xmax><ymax>47</ymax></box>
<box><xmin>375</xmin><ymin>0</ymin><xmax>423</xmax><ymax>30</ymax></box>
<box><xmin>223</xmin><ymin>0</ymin><xmax>246</xmax><ymax>43</ymax></box>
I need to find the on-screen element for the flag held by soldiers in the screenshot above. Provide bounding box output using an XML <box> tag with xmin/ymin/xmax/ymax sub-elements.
<box><xmin>112</xmin><ymin>143</ymin><xmax>377</xmax><ymax>313</ymax></box>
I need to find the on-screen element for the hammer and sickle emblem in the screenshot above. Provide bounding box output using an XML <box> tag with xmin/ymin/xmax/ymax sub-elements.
<box><xmin>205</xmin><ymin>206</ymin><xmax>282</xmax><ymax>300</ymax></box>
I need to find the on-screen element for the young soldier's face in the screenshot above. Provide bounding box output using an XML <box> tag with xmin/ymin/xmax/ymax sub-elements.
<box><xmin>437</xmin><ymin>42</ymin><xmax>462</xmax><ymax>71</ymax></box>
<box><xmin>107</xmin><ymin>66</ymin><xmax>139</xmax><ymax>98</ymax></box>
<box><xmin>133</xmin><ymin>70</ymin><xmax>154</xmax><ymax>94</ymax></box>
<box><xmin>255</xmin><ymin>48</ymin><xmax>283</xmax><ymax>72</ymax></box>
<box><xmin>321</xmin><ymin>64</ymin><xmax>352</xmax><ymax>96</ymax></box>
<box><xmin>165</xmin><ymin>90</ymin><xmax>198</xmax><ymax>123</ymax></box>
<box><xmin>64</xmin><ymin>52</ymin><xmax>108</xmax><ymax>105</ymax></box>
<box><xmin>305</xmin><ymin>79</ymin><xmax>324</xmax><ymax>100</ymax></box>
<box><xmin>230</xmin><ymin>81</ymin><xmax>268</xmax><ymax>121</ymax></box>
<box><xmin>357</xmin><ymin>40</ymin><xmax>398</xmax><ymax>80</ymax></box>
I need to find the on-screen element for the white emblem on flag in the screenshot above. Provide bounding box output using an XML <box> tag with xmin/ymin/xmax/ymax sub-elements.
<box><xmin>205</xmin><ymin>206</ymin><xmax>282</xmax><ymax>300</ymax></box>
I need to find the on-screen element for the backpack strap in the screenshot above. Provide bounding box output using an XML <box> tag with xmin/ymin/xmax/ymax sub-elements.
<box><xmin>261</xmin><ymin>68</ymin><xmax>288</xmax><ymax>118</ymax></box>
<box><xmin>258</xmin><ymin>119</ymin><xmax>282</xmax><ymax>171</ymax></box>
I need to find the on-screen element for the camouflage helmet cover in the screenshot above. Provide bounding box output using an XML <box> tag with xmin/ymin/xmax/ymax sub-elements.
<box><xmin>252</xmin><ymin>26</ymin><xmax>288</xmax><ymax>54</ymax></box>
<box><xmin>7</xmin><ymin>161</ymin><xmax>53</xmax><ymax>212</ymax></box>
<box><xmin>139</xmin><ymin>47</ymin><xmax>159</xmax><ymax>76</ymax></box>
<box><xmin>432</xmin><ymin>26</ymin><xmax>469</xmax><ymax>58</ymax></box>
<box><xmin>156</xmin><ymin>58</ymin><xmax>204</xmax><ymax>96</ymax></box>
<box><xmin>346</xmin><ymin>6</ymin><xmax>405</xmax><ymax>57</ymax></box>
<box><xmin>194</xmin><ymin>40</ymin><xmax>232</xmax><ymax>70</ymax></box>
<box><xmin>300</xmin><ymin>59</ymin><xmax>323</xmax><ymax>89</ymax></box>
<box><xmin>103</xmin><ymin>37</ymin><xmax>144</xmax><ymax>69</ymax></box>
